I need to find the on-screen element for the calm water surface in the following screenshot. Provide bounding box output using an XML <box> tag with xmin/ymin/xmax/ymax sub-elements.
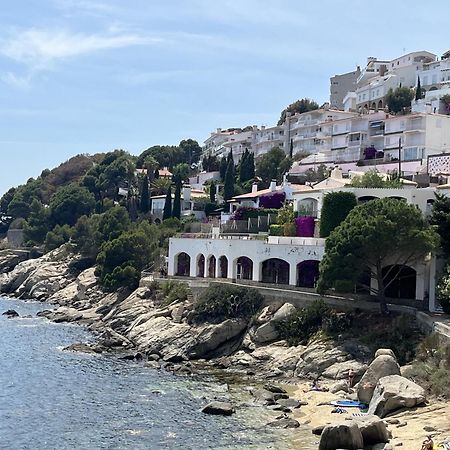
<box><xmin>0</xmin><ymin>297</ymin><xmax>316</xmax><ymax>450</ymax></box>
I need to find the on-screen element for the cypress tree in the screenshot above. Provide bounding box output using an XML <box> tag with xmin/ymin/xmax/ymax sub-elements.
<box><xmin>172</xmin><ymin>179</ymin><xmax>182</xmax><ymax>219</ymax></box>
<box><xmin>163</xmin><ymin>186</ymin><xmax>172</xmax><ymax>220</ymax></box>
<box><xmin>154</xmin><ymin>168</ymin><xmax>159</xmax><ymax>180</ymax></box>
<box><xmin>219</xmin><ymin>157</ymin><xmax>228</xmax><ymax>180</ymax></box>
<box><xmin>140</xmin><ymin>175</ymin><xmax>150</xmax><ymax>214</ymax></box>
<box><xmin>248</xmin><ymin>152</ymin><xmax>255</xmax><ymax>180</ymax></box>
<box><xmin>223</xmin><ymin>159</ymin><xmax>235</xmax><ymax>211</ymax></box>
<box><xmin>239</xmin><ymin>149</ymin><xmax>248</xmax><ymax>182</ymax></box>
<box><xmin>209</xmin><ymin>181</ymin><xmax>216</xmax><ymax>203</ymax></box>
<box><xmin>415</xmin><ymin>76</ymin><xmax>423</xmax><ymax>101</ymax></box>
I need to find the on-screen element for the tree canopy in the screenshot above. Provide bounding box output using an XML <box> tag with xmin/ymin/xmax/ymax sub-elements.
<box><xmin>430</xmin><ymin>193</ymin><xmax>450</xmax><ymax>260</ymax></box>
<box><xmin>318</xmin><ymin>198</ymin><xmax>438</xmax><ymax>313</ymax></box>
<box><xmin>385</xmin><ymin>87</ymin><xmax>414</xmax><ymax>114</ymax></box>
<box><xmin>256</xmin><ymin>146</ymin><xmax>291</xmax><ymax>183</ymax></box>
<box><xmin>278</xmin><ymin>98</ymin><xmax>319</xmax><ymax>125</ymax></box>
<box><xmin>350</xmin><ymin>170</ymin><xmax>403</xmax><ymax>188</ymax></box>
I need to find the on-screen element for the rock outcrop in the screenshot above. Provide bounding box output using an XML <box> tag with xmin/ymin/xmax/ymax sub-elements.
<box><xmin>201</xmin><ymin>401</ymin><xmax>234</xmax><ymax>416</ymax></box>
<box><xmin>319</xmin><ymin>422</ymin><xmax>364</xmax><ymax>450</ymax></box>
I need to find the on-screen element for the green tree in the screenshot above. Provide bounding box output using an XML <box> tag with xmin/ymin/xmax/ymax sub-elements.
<box><xmin>97</xmin><ymin>206</ymin><xmax>131</xmax><ymax>244</ymax></box>
<box><xmin>256</xmin><ymin>146</ymin><xmax>287</xmax><ymax>183</ymax></box>
<box><xmin>223</xmin><ymin>158</ymin><xmax>235</xmax><ymax>210</ymax></box>
<box><xmin>172</xmin><ymin>163</ymin><xmax>190</xmax><ymax>182</ymax></box>
<box><xmin>49</xmin><ymin>184</ymin><xmax>96</xmax><ymax>226</ymax></box>
<box><xmin>23</xmin><ymin>199</ymin><xmax>50</xmax><ymax>245</ymax></box>
<box><xmin>72</xmin><ymin>214</ymin><xmax>101</xmax><ymax>259</ymax></box>
<box><xmin>385</xmin><ymin>87</ymin><xmax>414</xmax><ymax>114</ymax></box>
<box><xmin>172</xmin><ymin>179</ymin><xmax>182</xmax><ymax>219</ymax></box>
<box><xmin>209</xmin><ymin>181</ymin><xmax>216</xmax><ymax>203</ymax></box>
<box><xmin>179</xmin><ymin>139</ymin><xmax>202</xmax><ymax>165</ymax></box>
<box><xmin>415</xmin><ymin>76</ymin><xmax>424</xmax><ymax>101</ymax></box>
<box><xmin>151</xmin><ymin>178</ymin><xmax>172</xmax><ymax>196</ymax></box>
<box><xmin>44</xmin><ymin>224</ymin><xmax>72</xmax><ymax>252</ymax></box>
<box><xmin>0</xmin><ymin>187</ymin><xmax>16</xmax><ymax>213</ymax></box>
<box><xmin>318</xmin><ymin>198</ymin><xmax>438</xmax><ymax>314</ymax></box>
<box><xmin>430</xmin><ymin>193</ymin><xmax>450</xmax><ymax>260</ymax></box>
<box><xmin>278</xmin><ymin>98</ymin><xmax>319</xmax><ymax>125</ymax></box>
<box><xmin>140</xmin><ymin>175</ymin><xmax>150</xmax><ymax>214</ymax></box>
<box><xmin>350</xmin><ymin>170</ymin><xmax>403</xmax><ymax>188</ymax></box>
<box><xmin>320</xmin><ymin>191</ymin><xmax>357</xmax><ymax>237</ymax></box>
<box><xmin>163</xmin><ymin>186</ymin><xmax>172</xmax><ymax>220</ymax></box>
<box><xmin>219</xmin><ymin>157</ymin><xmax>228</xmax><ymax>180</ymax></box>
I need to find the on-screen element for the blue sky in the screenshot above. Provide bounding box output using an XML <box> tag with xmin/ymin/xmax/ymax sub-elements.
<box><xmin>1</xmin><ymin>0</ymin><xmax>449</xmax><ymax>196</ymax></box>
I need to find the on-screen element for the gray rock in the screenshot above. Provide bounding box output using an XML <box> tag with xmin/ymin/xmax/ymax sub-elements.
<box><xmin>375</xmin><ymin>349</ymin><xmax>397</xmax><ymax>359</ymax></box>
<box><xmin>276</xmin><ymin>398</ymin><xmax>302</xmax><ymax>409</ymax></box>
<box><xmin>63</xmin><ymin>343</ymin><xmax>102</xmax><ymax>354</ymax></box>
<box><xmin>330</xmin><ymin>381</ymin><xmax>350</xmax><ymax>394</ymax></box>
<box><xmin>368</xmin><ymin>375</ymin><xmax>426</xmax><ymax>418</ymax></box>
<box><xmin>319</xmin><ymin>422</ymin><xmax>364</xmax><ymax>450</ymax></box>
<box><xmin>145</xmin><ymin>361</ymin><xmax>161</xmax><ymax>369</ymax></box>
<box><xmin>263</xmin><ymin>383</ymin><xmax>287</xmax><ymax>394</ymax></box>
<box><xmin>357</xmin><ymin>355</ymin><xmax>401</xmax><ymax>404</ymax></box>
<box><xmin>355</xmin><ymin>415</ymin><xmax>390</xmax><ymax>445</ymax></box>
<box><xmin>201</xmin><ymin>401</ymin><xmax>234</xmax><ymax>416</ymax></box>
<box><xmin>272</xmin><ymin>303</ymin><xmax>296</xmax><ymax>321</ymax></box>
<box><xmin>312</xmin><ymin>424</ymin><xmax>326</xmax><ymax>435</ymax></box>
<box><xmin>253</xmin><ymin>321</ymin><xmax>278</xmax><ymax>343</ymax></box>
<box><xmin>267</xmin><ymin>417</ymin><xmax>300</xmax><ymax>428</ymax></box>
<box><xmin>2</xmin><ymin>309</ymin><xmax>19</xmax><ymax>318</ymax></box>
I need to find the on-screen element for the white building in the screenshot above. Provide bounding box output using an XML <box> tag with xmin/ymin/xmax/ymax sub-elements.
<box><xmin>330</xmin><ymin>67</ymin><xmax>361</xmax><ymax>109</ymax></box>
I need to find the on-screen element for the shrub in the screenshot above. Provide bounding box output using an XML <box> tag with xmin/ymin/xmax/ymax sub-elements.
<box><xmin>283</xmin><ymin>222</ymin><xmax>296</xmax><ymax>236</ymax></box>
<box><xmin>436</xmin><ymin>266</ymin><xmax>450</xmax><ymax>314</ymax></box>
<box><xmin>295</xmin><ymin>216</ymin><xmax>315</xmax><ymax>237</ymax></box>
<box><xmin>193</xmin><ymin>284</ymin><xmax>264</xmax><ymax>323</ymax></box>
<box><xmin>269</xmin><ymin>224</ymin><xmax>283</xmax><ymax>236</ymax></box>
<box><xmin>334</xmin><ymin>279</ymin><xmax>354</xmax><ymax>293</ymax></box>
<box><xmin>319</xmin><ymin>192</ymin><xmax>357</xmax><ymax>237</ymax></box>
<box><xmin>259</xmin><ymin>192</ymin><xmax>286</xmax><ymax>209</ymax></box>
<box><xmin>160</xmin><ymin>280</ymin><xmax>190</xmax><ymax>305</ymax></box>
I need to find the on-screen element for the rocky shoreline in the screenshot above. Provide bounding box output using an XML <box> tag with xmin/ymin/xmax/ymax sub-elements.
<box><xmin>1</xmin><ymin>246</ymin><xmax>449</xmax><ymax>449</ymax></box>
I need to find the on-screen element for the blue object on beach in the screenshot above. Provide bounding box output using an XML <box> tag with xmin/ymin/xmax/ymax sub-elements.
<box><xmin>330</xmin><ymin>400</ymin><xmax>368</xmax><ymax>409</ymax></box>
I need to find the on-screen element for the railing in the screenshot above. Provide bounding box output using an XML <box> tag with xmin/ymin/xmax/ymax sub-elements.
<box><xmin>267</xmin><ymin>236</ymin><xmax>325</xmax><ymax>246</ymax></box>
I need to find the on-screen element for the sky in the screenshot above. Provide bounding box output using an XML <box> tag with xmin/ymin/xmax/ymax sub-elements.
<box><xmin>0</xmin><ymin>0</ymin><xmax>449</xmax><ymax>196</ymax></box>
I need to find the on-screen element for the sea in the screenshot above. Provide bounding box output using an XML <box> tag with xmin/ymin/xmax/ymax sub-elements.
<box><xmin>0</xmin><ymin>296</ymin><xmax>316</xmax><ymax>450</ymax></box>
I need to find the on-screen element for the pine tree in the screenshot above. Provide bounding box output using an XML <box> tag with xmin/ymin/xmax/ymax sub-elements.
<box><xmin>163</xmin><ymin>186</ymin><xmax>172</xmax><ymax>220</ymax></box>
<box><xmin>140</xmin><ymin>175</ymin><xmax>149</xmax><ymax>214</ymax></box>
<box><xmin>223</xmin><ymin>159</ymin><xmax>235</xmax><ymax>211</ymax></box>
<box><xmin>415</xmin><ymin>76</ymin><xmax>423</xmax><ymax>101</ymax></box>
<box><xmin>209</xmin><ymin>181</ymin><xmax>216</xmax><ymax>203</ymax></box>
<box><xmin>172</xmin><ymin>179</ymin><xmax>182</xmax><ymax>219</ymax></box>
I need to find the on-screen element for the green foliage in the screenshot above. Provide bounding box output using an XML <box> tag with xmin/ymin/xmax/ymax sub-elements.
<box><xmin>415</xmin><ymin>76</ymin><xmax>424</xmax><ymax>101</ymax></box>
<box><xmin>23</xmin><ymin>199</ymin><xmax>50</xmax><ymax>246</ymax></box>
<box><xmin>256</xmin><ymin>147</ymin><xmax>290</xmax><ymax>183</ymax></box>
<box><xmin>319</xmin><ymin>191</ymin><xmax>357</xmax><ymax>237</ymax></box>
<box><xmin>385</xmin><ymin>87</ymin><xmax>414</xmax><ymax>114</ymax></box>
<box><xmin>140</xmin><ymin>175</ymin><xmax>150</xmax><ymax>214</ymax></box>
<box><xmin>333</xmin><ymin>279</ymin><xmax>354</xmax><ymax>293</ymax></box>
<box><xmin>160</xmin><ymin>280</ymin><xmax>190</xmax><ymax>305</ymax></box>
<box><xmin>238</xmin><ymin>149</ymin><xmax>255</xmax><ymax>182</ymax></box>
<box><xmin>275</xmin><ymin>300</ymin><xmax>330</xmax><ymax>346</ymax></box>
<box><xmin>276</xmin><ymin>202</ymin><xmax>294</xmax><ymax>225</ymax></box>
<box><xmin>163</xmin><ymin>186</ymin><xmax>172</xmax><ymax>220</ymax></box>
<box><xmin>96</xmin><ymin>222</ymin><xmax>160</xmax><ymax>291</ymax></box>
<box><xmin>151</xmin><ymin>177</ymin><xmax>172</xmax><ymax>196</ymax></box>
<box><xmin>71</xmin><ymin>214</ymin><xmax>101</xmax><ymax>258</ymax></box>
<box><xmin>193</xmin><ymin>284</ymin><xmax>264</xmax><ymax>324</ymax></box>
<box><xmin>278</xmin><ymin>98</ymin><xmax>319</xmax><ymax>125</ymax></box>
<box><xmin>350</xmin><ymin>170</ymin><xmax>403</xmax><ymax>188</ymax></box>
<box><xmin>179</xmin><ymin>139</ymin><xmax>202</xmax><ymax>165</ymax></box>
<box><xmin>283</xmin><ymin>222</ymin><xmax>296</xmax><ymax>236</ymax></box>
<box><xmin>430</xmin><ymin>193</ymin><xmax>450</xmax><ymax>259</ymax></box>
<box><xmin>172</xmin><ymin>180</ymin><xmax>182</xmax><ymax>219</ymax></box>
<box><xmin>202</xmin><ymin>153</ymin><xmax>220</xmax><ymax>172</ymax></box>
<box><xmin>209</xmin><ymin>181</ymin><xmax>216</xmax><ymax>203</ymax></box>
<box><xmin>44</xmin><ymin>224</ymin><xmax>72</xmax><ymax>252</ymax></box>
<box><xmin>219</xmin><ymin>157</ymin><xmax>228</xmax><ymax>180</ymax></box>
<box><xmin>0</xmin><ymin>187</ymin><xmax>16</xmax><ymax>213</ymax></box>
<box><xmin>318</xmin><ymin>198</ymin><xmax>439</xmax><ymax>312</ymax></box>
<box><xmin>436</xmin><ymin>264</ymin><xmax>450</xmax><ymax>313</ymax></box>
<box><xmin>172</xmin><ymin>163</ymin><xmax>190</xmax><ymax>182</ymax></box>
<box><xmin>204</xmin><ymin>202</ymin><xmax>218</xmax><ymax>216</ymax></box>
<box><xmin>49</xmin><ymin>183</ymin><xmax>95</xmax><ymax>226</ymax></box>
<box><xmin>269</xmin><ymin>224</ymin><xmax>283</xmax><ymax>236</ymax></box>
<box><xmin>138</xmin><ymin>140</ymin><xmax>200</xmax><ymax>169</ymax></box>
<box><xmin>223</xmin><ymin>158</ymin><xmax>235</xmax><ymax>208</ymax></box>
<box><xmin>97</xmin><ymin>206</ymin><xmax>131</xmax><ymax>244</ymax></box>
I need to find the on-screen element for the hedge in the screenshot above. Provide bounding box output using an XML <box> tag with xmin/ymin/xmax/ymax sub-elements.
<box><xmin>319</xmin><ymin>191</ymin><xmax>357</xmax><ymax>237</ymax></box>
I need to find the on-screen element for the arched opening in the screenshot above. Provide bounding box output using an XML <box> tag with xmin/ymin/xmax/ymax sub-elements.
<box><xmin>371</xmin><ymin>102</ymin><xmax>376</xmax><ymax>110</ymax></box>
<box><xmin>236</xmin><ymin>256</ymin><xmax>253</xmax><ymax>280</ymax></box>
<box><xmin>297</xmin><ymin>260</ymin><xmax>320</xmax><ymax>288</ymax></box>
<box><xmin>388</xmin><ymin>196</ymin><xmax>406</xmax><ymax>201</ymax></box>
<box><xmin>297</xmin><ymin>197</ymin><xmax>319</xmax><ymax>217</ymax></box>
<box><xmin>262</xmin><ymin>258</ymin><xmax>289</xmax><ymax>285</ymax></box>
<box><xmin>175</xmin><ymin>252</ymin><xmax>190</xmax><ymax>277</ymax></box>
<box><xmin>218</xmin><ymin>256</ymin><xmax>228</xmax><ymax>278</ymax></box>
<box><xmin>357</xmin><ymin>195</ymin><xmax>379</xmax><ymax>203</ymax></box>
<box><xmin>378</xmin><ymin>100</ymin><xmax>383</xmax><ymax>109</ymax></box>
<box><xmin>196</xmin><ymin>254</ymin><xmax>205</xmax><ymax>278</ymax></box>
<box><xmin>207</xmin><ymin>255</ymin><xmax>216</xmax><ymax>278</ymax></box>
<box><xmin>382</xmin><ymin>265</ymin><xmax>416</xmax><ymax>299</ymax></box>
<box><xmin>429</xmin><ymin>86</ymin><xmax>438</xmax><ymax>91</ymax></box>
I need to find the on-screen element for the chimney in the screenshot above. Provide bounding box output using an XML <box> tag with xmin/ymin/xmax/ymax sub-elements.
<box><xmin>269</xmin><ymin>180</ymin><xmax>277</xmax><ymax>192</ymax></box>
<box><xmin>216</xmin><ymin>128</ymin><xmax>222</xmax><ymax>133</ymax></box>
<box><xmin>252</xmin><ymin>183</ymin><xmax>258</xmax><ymax>193</ymax></box>
<box><xmin>182</xmin><ymin>185</ymin><xmax>191</xmax><ymax>202</ymax></box>
<box><xmin>330</xmin><ymin>167</ymin><xmax>343</xmax><ymax>179</ymax></box>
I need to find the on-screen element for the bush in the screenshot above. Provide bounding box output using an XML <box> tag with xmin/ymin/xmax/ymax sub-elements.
<box><xmin>275</xmin><ymin>300</ymin><xmax>330</xmax><ymax>346</ymax></box>
<box><xmin>334</xmin><ymin>279</ymin><xmax>354</xmax><ymax>293</ymax></box>
<box><xmin>436</xmin><ymin>266</ymin><xmax>450</xmax><ymax>313</ymax></box>
<box><xmin>283</xmin><ymin>223</ymin><xmax>296</xmax><ymax>236</ymax></box>
<box><xmin>319</xmin><ymin>192</ymin><xmax>357</xmax><ymax>237</ymax></box>
<box><xmin>270</xmin><ymin>224</ymin><xmax>283</xmax><ymax>236</ymax></box>
<box><xmin>160</xmin><ymin>280</ymin><xmax>190</xmax><ymax>305</ymax></box>
<box><xmin>193</xmin><ymin>284</ymin><xmax>264</xmax><ymax>323</ymax></box>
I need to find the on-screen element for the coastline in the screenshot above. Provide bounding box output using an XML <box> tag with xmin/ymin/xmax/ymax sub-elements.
<box><xmin>1</xmin><ymin>247</ymin><xmax>449</xmax><ymax>449</ymax></box>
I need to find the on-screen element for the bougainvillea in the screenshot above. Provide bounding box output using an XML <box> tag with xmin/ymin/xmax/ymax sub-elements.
<box><xmin>295</xmin><ymin>216</ymin><xmax>315</xmax><ymax>237</ymax></box>
<box><xmin>259</xmin><ymin>192</ymin><xmax>286</xmax><ymax>209</ymax></box>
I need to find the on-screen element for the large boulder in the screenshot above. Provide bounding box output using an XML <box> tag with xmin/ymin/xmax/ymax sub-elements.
<box><xmin>272</xmin><ymin>303</ymin><xmax>296</xmax><ymax>321</ymax></box>
<box><xmin>355</xmin><ymin>415</ymin><xmax>390</xmax><ymax>445</ymax></box>
<box><xmin>253</xmin><ymin>303</ymin><xmax>296</xmax><ymax>344</ymax></box>
<box><xmin>368</xmin><ymin>375</ymin><xmax>426</xmax><ymax>418</ymax></box>
<box><xmin>319</xmin><ymin>422</ymin><xmax>364</xmax><ymax>450</ymax></box>
<box><xmin>357</xmin><ymin>354</ymin><xmax>400</xmax><ymax>404</ymax></box>
<box><xmin>201</xmin><ymin>401</ymin><xmax>234</xmax><ymax>416</ymax></box>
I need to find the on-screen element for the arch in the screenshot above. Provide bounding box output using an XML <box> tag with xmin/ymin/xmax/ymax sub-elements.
<box><xmin>378</xmin><ymin>100</ymin><xmax>383</xmax><ymax>109</ymax></box>
<box><xmin>382</xmin><ymin>265</ymin><xmax>416</xmax><ymax>299</ymax></box>
<box><xmin>388</xmin><ymin>196</ymin><xmax>407</xmax><ymax>201</ymax></box>
<box><xmin>175</xmin><ymin>252</ymin><xmax>190</xmax><ymax>277</ymax></box>
<box><xmin>371</xmin><ymin>102</ymin><xmax>376</xmax><ymax>110</ymax></box>
<box><xmin>429</xmin><ymin>86</ymin><xmax>438</xmax><ymax>91</ymax></box>
<box><xmin>297</xmin><ymin>197</ymin><xmax>319</xmax><ymax>217</ymax></box>
<box><xmin>297</xmin><ymin>260</ymin><xmax>320</xmax><ymax>288</ymax></box>
<box><xmin>154</xmin><ymin>218</ymin><xmax>161</xmax><ymax>225</ymax></box>
<box><xmin>357</xmin><ymin>195</ymin><xmax>379</xmax><ymax>203</ymax></box>
<box><xmin>262</xmin><ymin>258</ymin><xmax>289</xmax><ymax>285</ymax></box>
<box><xmin>196</xmin><ymin>254</ymin><xmax>205</xmax><ymax>278</ymax></box>
<box><xmin>236</xmin><ymin>256</ymin><xmax>253</xmax><ymax>280</ymax></box>
<box><xmin>207</xmin><ymin>255</ymin><xmax>216</xmax><ymax>278</ymax></box>
<box><xmin>218</xmin><ymin>255</ymin><xmax>228</xmax><ymax>278</ymax></box>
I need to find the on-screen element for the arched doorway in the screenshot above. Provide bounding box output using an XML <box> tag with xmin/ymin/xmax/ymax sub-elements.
<box><xmin>175</xmin><ymin>252</ymin><xmax>190</xmax><ymax>277</ymax></box>
<box><xmin>218</xmin><ymin>256</ymin><xmax>228</xmax><ymax>278</ymax></box>
<box><xmin>378</xmin><ymin>100</ymin><xmax>383</xmax><ymax>110</ymax></box>
<box><xmin>382</xmin><ymin>265</ymin><xmax>416</xmax><ymax>299</ymax></box>
<box><xmin>197</xmin><ymin>254</ymin><xmax>205</xmax><ymax>278</ymax></box>
<box><xmin>207</xmin><ymin>255</ymin><xmax>216</xmax><ymax>278</ymax></box>
<box><xmin>297</xmin><ymin>260</ymin><xmax>320</xmax><ymax>288</ymax></box>
<box><xmin>236</xmin><ymin>256</ymin><xmax>253</xmax><ymax>280</ymax></box>
<box><xmin>371</xmin><ymin>102</ymin><xmax>376</xmax><ymax>110</ymax></box>
<box><xmin>358</xmin><ymin>195</ymin><xmax>379</xmax><ymax>203</ymax></box>
<box><xmin>388</xmin><ymin>196</ymin><xmax>406</xmax><ymax>201</ymax></box>
<box><xmin>262</xmin><ymin>258</ymin><xmax>289</xmax><ymax>285</ymax></box>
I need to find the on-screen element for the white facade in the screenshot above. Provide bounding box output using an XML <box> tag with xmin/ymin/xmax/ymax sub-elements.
<box><xmin>188</xmin><ymin>171</ymin><xmax>220</xmax><ymax>190</ymax></box>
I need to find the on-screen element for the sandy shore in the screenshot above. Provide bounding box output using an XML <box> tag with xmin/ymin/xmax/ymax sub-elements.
<box><xmin>286</xmin><ymin>382</ymin><xmax>450</xmax><ymax>450</ymax></box>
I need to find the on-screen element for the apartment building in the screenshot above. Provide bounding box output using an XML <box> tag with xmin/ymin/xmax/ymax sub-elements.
<box><xmin>330</xmin><ymin>67</ymin><xmax>361</xmax><ymax>109</ymax></box>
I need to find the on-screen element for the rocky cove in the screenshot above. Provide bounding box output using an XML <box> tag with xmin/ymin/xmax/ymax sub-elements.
<box><xmin>1</xmin><ymin>246</ymin><xmax>450</xmax><ymax>450</ymax></box>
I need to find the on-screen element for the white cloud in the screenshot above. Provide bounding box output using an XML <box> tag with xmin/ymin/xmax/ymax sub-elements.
<box><xmin>0</xmin><ymin>28</ymin><xmax>160</xmax><ymax>70</ymax></box>
<box><xmin>0</xmin><ymin>72</ymin><xmax>33</xmax><ymax>89</ymax></box>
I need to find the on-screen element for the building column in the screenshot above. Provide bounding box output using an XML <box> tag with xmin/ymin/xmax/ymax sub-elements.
<box><xmin>215</xmin><ymin>257</ymin><xmax>220</xmax><ymax>279</ymax></box>
<box><xmin>189</xmin><ymin>256</ymin><xmax>197</xmax><ymax>277</ymax></box>
<box><xmin>252</xmin><ymin>261</ymin><xmax>261</xmax><ymax>282</ymax></box>
<box><xmin>168</xmin><ymin>253</ymin><xmax>175</xmax><ymax>276</ymax></box>
<box><xmin>428</xmin><ymin>255</ymin><xmax>437</xmax><ymax>312</ymax></box>
<box><xmin>289</xmin><ymin>262</ymin><xmax>297</xmax><ymax>287</ymax></box>
<box><xmin>415</xmin><ymin>263</ymin><xmax>425</xmax><ymax>302</ymax></box>
<box><xmin>228</xmin><ymin>258</ymin><xmax>235</xmax><ymax>280</ymax></box>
